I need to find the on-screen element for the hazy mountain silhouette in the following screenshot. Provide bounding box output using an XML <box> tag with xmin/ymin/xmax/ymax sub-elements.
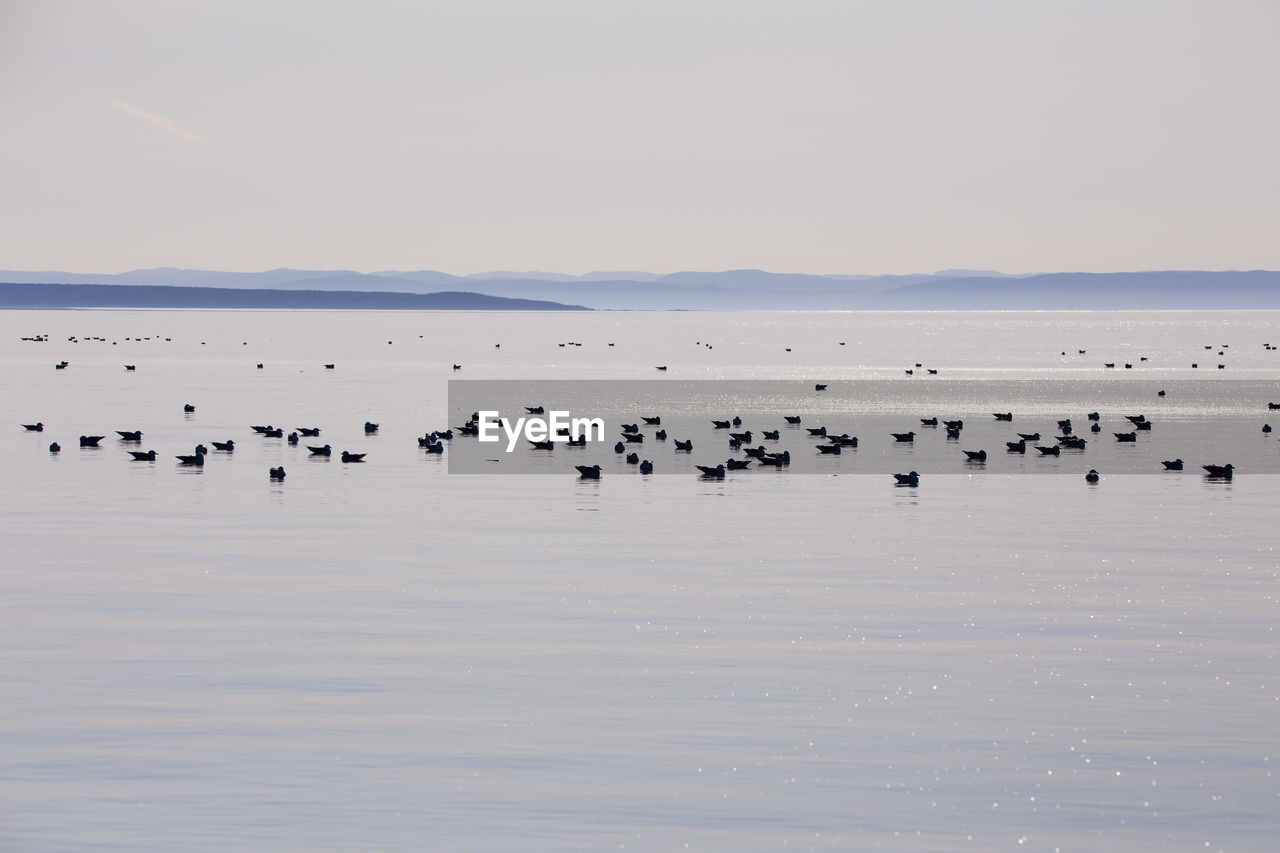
<box><xmin>2</xmin><ymin>268</ymin><xmax>1277</xmax><ymax>310</ymax></box>
<box><xmin>0</xmin><ymin>283</ymin><xmax>586</xmax><ymax>311</ymax></box>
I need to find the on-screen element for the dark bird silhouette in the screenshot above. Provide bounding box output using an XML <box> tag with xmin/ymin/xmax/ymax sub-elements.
<box><xmin>622</xmin><ymin>433</ymin><xmax>643</xmax><ymax>443</ymax></box>
<box><xmin>964</xmin><ymin>449</ymin><xmax>987</xmax><ymax>461</ymax></box>
<box><xmin>696</xmin><ymin>464</ymin><xmax>726</xmax><ymax>477</ymax></box>
<box><xmin>943</xmin><ymin>420</ymin><xmax>963</xmax><ymax>430</ymax></box>
<box><xmin>124</xmin><ymin>365</ymin><xmax>136</xmax><ymax>371</ymax></box>
<box><xmin>1036</xmin><ymin>445</ymin><xmax>1061</xmax><ymax>456</ymax></box>
<box><xmin>655</xmin><ymin>429</ymin><xmax>667</xmax><ymax>440</ymax></box>
<box><xmin>1060</xmin><ymin>436</ymin><xmax>1088</xmax><ymax>449</ymax></box>
<box><xmin>1017</xmin><ymin>433</ymin><xmax>1040</xmax><ymax>441</ymax></box>
<box><xmin>1264</xmin><ymin>424</ymin><xmax>1272</xmax><ymax>433</ymax></box>
<box><xmin>422</xmin><ymin>442</ymin><xmax>444</xmax><ymax>454</ymax></box>
<box><xmin>725</xmin><ymin>458</ymin><xmax>751</xmax><ymax>470</ymax></box>
<box><xmin>250</xmin><ymin>425</ymin><xmax>273</xmax><ymax>434</ymax></box>
<box><xmin>828</xmin><ymin>434</ymin><xmax>858</xmax><ymax>447</ymax></box>
<box><xmin>184</xmin><ymin>404</ymin><xmax>195</xmax><ymax>413</ymax></box>
<box><xmin>891</xmin><ymin>432</ymin><xmax>915</xmax><ymax>442</ymax></box>
<box><xmin>1057</xmin><ymin>419</ymin><xmax>1072</xmax><ymax>433</ymax></box>
<box><xmin>1085</xmin><ymin>469</ymin><xmax>1100</xmax><ymax>483</ymax></box>
<box><xmin>212</xmin><ymin>440</ymin><xmax>235</xmax><ymax>451</ymax></box>
<box><xmin>297</xmin><ymin>427</ymin><xmax>321</xmax><ymax>436</ymax></box>
<box><xmin>1087</xmin><ymin>412</ymin><xmax>1100</xmax><ymax>421</ymax></box>
<box><xmin>1090</xmin><ymin>423</ymin><xmax>1101</xmax><ymax>433</ymax></box>
<box><xmin>324</xmin><ymin>364</ymin><xmax>335</xmax><ymax>369</ymax></box>
<box><xmin>945</xmin><ymin>427</ymin><xmax>961</xmax><ymax>439</ymax></box>
<box><xmin>816</xmin><ymin>444</ymin><xmax>841</xmax><ymax>455</ymax></box>
<box><xmin>576</xmin><ymin>464</ymin><xmax>601</xmax><ymax>479</ymax></box>
<box><xmin>1125</xmin><ymin>415</ymin><xmax>1147</xmax><ymax>424</ymax></box>
<box><xmin>733</xmin><ymin>417</ymin><xmax>742</xmax><ymax>427</ymax></box>
<box><xmin>904</xmin><ymin>370</ymin><xmax>913</xmax><ymax>376</ymax></box>
<box><xmin>784</xmin><ymin>416</ymin><xmax>802</xmax><ymax>424</ymax></box>
<box><xmin>893</xmin><ymin>471</ymin><xmax>919</xmax><ymax>486</ymax></box>
<box><xmin>129</xmin><ymin>450</ymin><xmax>157</xmax><ymax>461</ymax></box>
<box><xmin>639</xmin><ymin>459</ymin><xmax>653</xmax><ymax>474</ymax></box>
<box><xmin>1006</xmin><ymin>439</ymin><xmax>1026</xmax><ymax>453</ymax></box>
<box><xmin>712</xmin><ymin>420</ymin><xmax>731</xmax><ymax>429</ymax></box>
<box><xmin>626</xmin><ymin>452</ymin><xmax>639</xmax><ymax>464</ymax></box>
<box><xmin>176</xmin><ymin>446</ymin><xmax>207</xmax><ymax>465</ymax></box>
<box><xmin>269</xmin><ymin>466</ymin><xmax>286</xmax><ymax>480</ymax></box>
<box><xmin>993</xmin><ymin>413</ymin><xmax>1013</xmax><ymax>421</ymax></box>
<box><xmin>642</xmin><ymin>416</ymin><xmax>661</xmax><ymax>425</ymax></box>
<box><xmin>762</xmin><ymin>429</ymin><xmax>780</xmax><ymax>440</ymax></box>
<box><xmin>655</xmin><ymin>365</ymin><xmax>667</xmax><ymax>371</ymax></box>
<box><xmin>530</xmin><ymin>440</ymin><xmax>554</xmax><ymax>450</ymax></box>
<box><xmin>55</xmin><ymin>361</ymin><xmax>68</xmax><ymax>369</ymax></box>
<box><xmin>526</xmin><ymin>406</ymin><xmax>545</xmax><ymax>414</ymax></box>
<box><xmin>79</xmin><ymin>435</ymin><xmax>104</xmax><ymax>447</ymax></box>
<box><xmin>288</xmin><ymin>432</ymin><xmax>299</xmax><ymax>445</ymax></box>
<box><xmin>815</xmin><ymin>384</ymin><xmax>828</xmax><ymax>391</ymax></box>
<box><xmin>364</xmin><ymin>422</ymin><xmax>379</xmax><ymax>434</ymax></box>
<box><xmin>1162</xmin><ymin>459</ymin><xmax>1183</xmax><ymax>470</ymax></box>
<box><xmin>614</xmin><ymin>441</ymin><xmax>626</xmax><ymax>453</ymax></box>
<box><xmin>341</xmin><ymin>451</ymin><xmax>366</xmax><ymax>463</ymax></box>
<box><xmin>1202</xmin><ymin>463</ymin><xmax>1233</xmax><ymax>478</ymax></box>
<box><xmin>921</xmin><ymin>417</ymin><xmax>938</xmax><ymax>426</ymax></box>
<box><xmin>49</xmin><ymin>442</ymin><xmax>60</xmax><ymax>453</ymax></box>
<box><xmin>22</xmin><ymin>423</ymin><xmax>44</xmax><ymax>431</ymax></box>
<box><xmin>1114</xmin><ymin>432</ymin><xmax>1137</xmax><ymax>442</ymax></box>
<box><xmin>729</xmin><ymin>431</ymin><xmax>752</xmax><ymax>443</ymax></box>
<box><xmin>1135</xmin><ymin>421</ymin><xmax>1152</xmax><ymax>431</ymax></box>
<box><xmin>116</xmin><ymin>430</ymin><xmax>142</xmax><ymax>441</ymax></box>
<box><xmin>620</xmin><ymin>423</ymin><xmax>639</xmax><ymax>433</ymax></box>
<box><xmin>674</xmin><ymin>439</ymin><xmax>693</xmax><ymax>452</ymax></box>
<box><xmin>807</xmin><ymin>426</ymin><xmax>827</xmax><ymax>436</ymax></box>
<box><xmin>307</xmin><ymin>444</ymin><xmax>332</xmax><ymax>456</ymax></box>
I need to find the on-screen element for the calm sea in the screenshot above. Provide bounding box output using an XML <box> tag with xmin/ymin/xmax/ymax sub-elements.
<box><xmin>2</xmin><ymin>310</ymin><xmax>1278</xmax><ymax>852</ymax></box>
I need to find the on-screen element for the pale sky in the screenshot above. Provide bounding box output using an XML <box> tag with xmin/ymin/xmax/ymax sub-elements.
<box><xmin>1</xmin><ymin>0</ymin><xmax>1277</xmax><ymax>276</ymax></box>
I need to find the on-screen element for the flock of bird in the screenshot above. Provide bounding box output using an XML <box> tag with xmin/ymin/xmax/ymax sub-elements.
<box><xmin>19</xmin><ymin>332</ymin><xmax>1279</xmax><ymax>486</ymax></box>
<box><xmin>19</xmin><ymin>408</ymin><xmax>389</xmax><ymax>481</ymax></box>
<box><xmin>441</xmin><ymin>404</ymin><xmax>1271</xmax><ymax>484</ymax></box>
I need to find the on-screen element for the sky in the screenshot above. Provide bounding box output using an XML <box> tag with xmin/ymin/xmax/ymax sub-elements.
<box><xmin>1</xmin><ymin>0</ymin><xmax>1277</xmax><ymax>276</ymax></box>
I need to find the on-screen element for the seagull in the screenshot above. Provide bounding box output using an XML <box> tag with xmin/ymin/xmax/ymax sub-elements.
<box><xmin>696</xmin><ymin>464</ymin><xmax>726</xmax><ymax>477</ymax></box>
<box><xmin>893</xmin><ymin>471</ymin><xmax>919</xmax><ymax>486</ymax></box>
<box><xmin>638</xmin><ymin>460</ymin><xmax>653</xmax><ymax>474</ymax></box>
<box><xmin>129</xmin><ymin>450</ymin><xmax>158</xmax><ymax>461</ymax></box>
<box><xmin>340</xmin><ymin>451</ymin><xmax>366</xmax><ymax>463</ymax></box>
<box><xmin>891</xmin><ymin>432</ymin><xmax>915</xmax><ymax>442</ymax></box>
<box><xmin>1161</xmin><ymin>459</ymin><xmax>1183</xmax><ymax>470</ymax></box>
<box><xmin>576</xmin><ymin>464</ymin><xmax>602</xmax><ymax>479</ymax></box>
<box><xmin>1202</xmin><ymin>463</ymin><xmax>1234</xmax><ymax>478</ymax></box>
<box><xmin>212</xmin><ymin>440</ymin><xmax>235</xmax><ymax>451</ymax></box>
<box><xmin>116</xmin><ymin>430</ymin><xmax>143</xmax><ymax>441</ymax></box>
<box><xmin>1085</xmin><ymin>469</ymin><xmax>1100</xmax><ymax>483</ymax></box>
<box><xmin>22</xmin><ymin>422</ymin><xmax>44</xmax><ymax>431</ymax></box>
<box><xmin>269</xmin><ymin>466</ymin><xmax>286</xmax><ymax>480</ymax></box>
<box><xmin>307</xmin><ymin>444</ymin><xmax>332</xmax><ymax>456</ymax></box>
<box><xmin>964</xmin><ymin>449</ymin><xmax>987</xmax><ymax>461</ymax></box>
<box><xmin>79</xmin><ymin>435</ymin><xmax>105</xmax><ymax>447</ymax></box>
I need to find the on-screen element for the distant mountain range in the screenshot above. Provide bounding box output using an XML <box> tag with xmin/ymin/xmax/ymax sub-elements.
<box><xmin>1</xmin><ymin>268</ymin><xmax>1278</xmax><ymax>310</ymax></box>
